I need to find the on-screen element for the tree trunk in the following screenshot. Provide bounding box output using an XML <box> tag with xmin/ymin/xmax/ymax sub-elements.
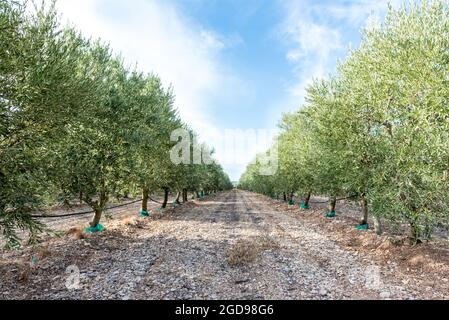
<box><xmin>373</xmin><ymin>216</ymin><xmax>383</xmax><ymax>235</ymax></box>
<box><xmin>360</xmin><ymin>194</ymin><xmax>369</xmax><ymax>225</ymax></box>
<box><xmin>304</xmin><ymin>192</ymin><xmax>312</xmax><ymax>206</ymax></box>
<box><xmin>141</xmin><ymin>187</ymin><xmax>149</xmax><ymax>212</ymax></box>
<box><xmin>175</xmin><ymin>191</ymin><xmax>181</xmax><ymax>204</ymax></box>
<box><xmin>90</xmin><ymin>192</ymin><xmax>108</xmax><ymax>227</ymax></box>
<box><xmin>183</xmin><ymin>189</ymin><xmax>188</xmax><ymax>203</ymax></box>
<box><xmin>162</xmin><ymin>188</ymin><xmax>169</xmax><ymax>209</ymax></box>
<box><xmin>283</xmin><ymin>193</ymin><xmax>287</xmax><ymax>202</ymax></box>
<box><xmin>90</xmin><ymin>208</ymin><xmax>102</xmax><ymax>227</ymax></box>
<box><xmin>79</xmin><ymin>191</ymin><xmax>83</xmax><ymax>204</ymax></box>
<box><xmin>410</xmin><ymin>220</ymin><xmax>423</xmax><ymax>244</ymax></box>
<box><xmin>329</xmin><ymin>196</ymin><xmax>337</xmax><ymax>212</ymax></box>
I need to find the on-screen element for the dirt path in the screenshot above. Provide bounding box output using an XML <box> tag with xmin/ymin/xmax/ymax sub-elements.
<box><xmin>1</xmin><ymin>190</ymin><xmax>447</xmax><ymax>300</ymax></box>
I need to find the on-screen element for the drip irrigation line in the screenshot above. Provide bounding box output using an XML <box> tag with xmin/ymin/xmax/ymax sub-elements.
<box><xmin>148</xmin><ymin>196</ymin><xmax>165</xmax><ymax>205</ymax></box>
<box><xmin>31</xmin><ymin>199</ymin><xmax>143</xmax><ymax>219</ymax></box>
<box><xmin>31</xmin><ymin>197</ymin><xmax>175</xmax><ymax>219</ymax></box>
<box><xmin>149</xmin><ymin>196</ymin><xmax>181</xmax><ymax>206</ymax></box>
<box><xmin>307</xmin><ymin>200</ymin><xmax>330</xmax><ymax>204</ymax></box>
<box><xmin>304</xmin><ymin>194</ymin><xmax>359</xmax><ymax>204</ymax></box>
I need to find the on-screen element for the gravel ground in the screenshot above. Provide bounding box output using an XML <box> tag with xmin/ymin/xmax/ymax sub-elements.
<box><xmin>1</xmin><ymin>190</ymin><xmax>448</xmax><ymax>300</ymax></box>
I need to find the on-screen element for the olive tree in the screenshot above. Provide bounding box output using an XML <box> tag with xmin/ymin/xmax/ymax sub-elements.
<box><xmin>0</xmin><ymin>2</ymin><xmax>94</xmax><ymax>245</ymax></box>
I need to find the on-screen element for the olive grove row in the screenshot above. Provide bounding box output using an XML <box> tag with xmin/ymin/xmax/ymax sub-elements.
<box><xmin>239</xmin><ymin>1</ymin><xmax>449</xmax><ymax>243</ymax></box>
<box><xmin>0</xmin><ymin>1</ymin><xmax>232</xmax><ymax>247</ymax></box>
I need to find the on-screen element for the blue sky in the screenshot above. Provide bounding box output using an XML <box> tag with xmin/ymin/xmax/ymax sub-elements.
<box><xmin>55</xmin><ymin>0</ymin><xmax>400</xmax><ymax>181</ymax></box>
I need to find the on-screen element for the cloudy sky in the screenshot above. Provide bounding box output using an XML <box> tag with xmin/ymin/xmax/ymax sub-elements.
<box><xmin>55</xmin><ymin>0</ymin><xmax>400</xmax><ymax>181</ymax></box>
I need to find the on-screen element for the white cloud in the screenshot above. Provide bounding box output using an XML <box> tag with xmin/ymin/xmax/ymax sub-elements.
<box><xmin>279</xmin><ymin>0</ymin><xmax>343</xmax><ymax>103</ymax></box>
<box><xmin>55</xmin><ymin>0</ymin><xmax>242</xmax><ymax>139</ymax></box>
<box><xmin>324</xmin><ymin>0</ymin><xmax>403</xmax><ymax>27</ymax></box>
<box><xmin>279</xmin><ymin>0</ymin><xmax>400</xmax><ymax>104</ymax></box>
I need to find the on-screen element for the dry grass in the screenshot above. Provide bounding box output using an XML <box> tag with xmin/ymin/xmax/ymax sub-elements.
<box><xmin>151</xmin><ymin>213</ymin><xmax>163</xmax><ymax>220</ymax></box>
<box><xmin>19</xmin><ymin>269</ymin><xmax>30</xmax><ymax>282</ymax></box>
<box><xmin>120</xmin><ymin>216</ymin><xmax>147</xmax><ymax>229</ymax></box>
<box><xmin>387</xmin><ymin>236</ymin><xmax>407</xmax><ymax>246</ymax></box>
<box><xmin>17</xmin><ymin>246</ymin><xmax>52</xmax><ymax>283</ymax></box>
<box><xmin>65</xmin><ymin>227</ymin><xmax>85</xmax><ymax>240</ymax></box>
<box><xmin>35</xmin><ymin>246</ymin><xmax>52</xmax><ymax>260</ymax></box>
<box><xmin>408</xmin><ymin>255</ymin><xmax>426</xmax><ymax>267</ymax></box>
<box><xmin>226</xmin><ymin>240</ymin><xmax>259</xmax><ymax>266</ymax></box>
<box><xmin>377</xmin><ymin>240</ymin><xmax>394</xmax><ymax>251</ymax></box>
<box><xmin>258</xmin><ymin>235</ymin><xmax>281</xmax><ymax>251</ymax></box>
<box><xmin>226</xmin><ymin>236</ymin><xmax>280</xmax><ymax>266</ymax></box>
<box><xmin>122</xmin><ymin>217</ymin><xmax>137</xmax><ymax>226</ymax></box>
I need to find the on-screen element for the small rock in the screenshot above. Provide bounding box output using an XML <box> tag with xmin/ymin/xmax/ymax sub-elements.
<box><xmin>235</xmin><ymin>279</ymin><xmax>250</xmax><ymax>285</ymax></box>
<box><xmin>380</xmin><ymin>292</ymin><xmax>391</xmax><ymax>299</ymax></box>
<box><xmin>319</xmin><ymin>289</ymin><xmax>328</xmax><ymax>296</ymax></box>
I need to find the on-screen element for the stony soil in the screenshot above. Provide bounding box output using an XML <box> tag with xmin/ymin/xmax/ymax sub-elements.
<box><xmin>1</xmin><ymin>190</ymin><xmax>448</xmax><ymax>300</ymax></box>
